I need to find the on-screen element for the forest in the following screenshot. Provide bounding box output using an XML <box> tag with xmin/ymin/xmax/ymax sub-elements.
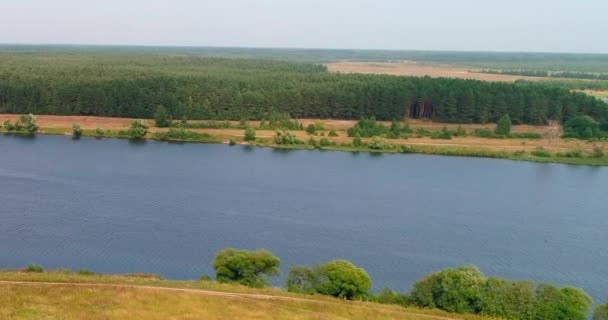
<box><xmin>0</xmin><ymin>49</ymin><xmax>607</xmax><ymax>130</ymax></box>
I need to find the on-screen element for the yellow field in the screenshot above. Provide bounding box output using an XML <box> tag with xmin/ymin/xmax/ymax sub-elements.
<box><xmin>0</xmin><ymin>271</ymin><xmax>497</xmax><ymax>320</ymax></box>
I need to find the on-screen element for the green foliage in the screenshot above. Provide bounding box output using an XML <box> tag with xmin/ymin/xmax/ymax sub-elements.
<box><xmin>431</xmin><ymin>127</ymin><xmax>453</xmax><ymax>139</ymax></box>
<box><xmin>368</xmin><ymin>136</ymin><xmax>386</xmax><ymax>150</ymax></box>
<box><xmin>156</xmin><ymin>128</ymin><xmax>211</xmax><ymax>141</ymax></box>
<box><xmin>328</xmin><ymin>129</ymin><xmax>339</xmax><ymax>137</ymax></box>
<box><xmin>77</xmin><ymin>269</ymin><xmax>96</xmax><ymax>276</ymax></box>
<box><xmin>127</xmin><ymin>120</ymin><xmax>149</xmax><ymax>139</ymax></box>
<box><xmin>0</xmin><ymin>52</ymin><xmax>607</xmax><ymax>129</ymax></box>
<box><xmin>154</xmin><ymin>105</ymin><xmax>172</xmax><ymax>128</ymax></box>
<box><xmin>244</xmin><ymin>127</ymin><xmax>256</xmax><ymax>142</ymax></box>
<box><xmin>595</xmin><ymin>301</ymin><xmax>608</xmax><ymax>320</ymax></box>
<box><xmin>564</xmin><ymin>115</ymin><xmax>602</xmax><ymax>139</ymax></box>
<box><xmin>23</xmin><ymin>264</ymin><xmax>44</xmax><ymax>273</ymax></box>
<box><xmin>387</xmin><ymin>120</ymin><xmax>412</xmax><ymax>139</ymax></box>
<box><xmin>372</xmin><ymin>288</ymin><xmax>411</xmax><ymax>307</ymax></box>
<box><xmin>199</xmin><ymin>274</ymin><xmax>212</xmax><ymax>281</ymax></box>
<box><xmin>286</xmin><ymin>266</ymin><xmax>318</xmax><ymax>294</ymax></box>
<box><xmin>72</xmin><ymin>122</ymin><xmax>83</xmax><ymax>138</ymax></box>
<box><xmin>496</xmin><ymin>114</ymin><xmax>512</xmax><ymax>135</ymax></box>
<box><xmin>411</xmin><ymin>265</ymin><xmax>593</xmax><ymax>320</ymax></box>
<box><xmin>319</xmin><ymin>138</ymin><xmax>332</xmax><ymax>147</ymax></box>
<box><xmin>4</xmin><ymin>114</ymin><xmax>38</xmax><ymax>134</ymax></box>
<box><xmin>316</xmin><ymin>260</ymin><xmax>372</xmax><ymax>300</ymax></box>
<box><xmin>347</xmin><ymin>118</ymin><xmax>389</xmax><ymax>138</ymax></box>
<box><xmin>229</xmin><ymin>138</ymin><xmax>236</xmax><ymax>146</ymax></box>
<box><xmin>95</xmin><ymin>128</ymin><xmax>105</xmax><ymax>137</ymax></box>
<box><xmin>174</xmin><ymin>120</ymin><xmax>232</xmax><ymax>129</ymax></box>
<box><xmin>353</xmin><ymin>133</ymin><xmax>363</xmax><ymax>147</ymax></box>
<box><xmin>213</xmin><ymin>248</ymin><xmax>280</xmax><ymax>288</ymax></box>
<box><xmin>259</xmin><ymin>112</ymin><xmax>302</xmax><ymax>130</ymax></box>
<box><xmin>531</xmin><ymin>147</ymin><xmax>552</xmax><ymax>158</ymax></box>
<box><xmin>274</xmin><ymin>130</ymin><xmax>303</xmax><ymax>145</ymax></box>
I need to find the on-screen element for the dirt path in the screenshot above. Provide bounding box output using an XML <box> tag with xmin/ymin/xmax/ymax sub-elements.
<box><xmin>0</xmin><ymin>280</ymin><xmax>464</xmax><ymax>320</ymax></box>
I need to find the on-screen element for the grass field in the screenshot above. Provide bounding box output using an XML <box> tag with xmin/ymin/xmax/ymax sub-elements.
<box><xmin>0</xmin><ymin>271</ymin><xmax>496</xmax><ymax>320</ymax></box>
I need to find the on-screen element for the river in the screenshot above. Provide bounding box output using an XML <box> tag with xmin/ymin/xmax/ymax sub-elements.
<box><xmin>0</xmin><ymin>135</ymin><xmax>607</xmax><ymax>302</ymax></box>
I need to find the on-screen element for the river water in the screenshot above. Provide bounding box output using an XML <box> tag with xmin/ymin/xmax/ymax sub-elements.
<box><xmin>0</xmin><ymin>135</ymin><xmax>606</xmax><ymax>302</ymax></box>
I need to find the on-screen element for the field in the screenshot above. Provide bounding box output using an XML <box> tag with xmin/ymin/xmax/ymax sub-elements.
<box><xmin>0</xmin><ymin>271</ymin><xmax>494</xmax><ymax>320</ymax></box>
<box><xmin>326</xmin><ymin>61</ymin><xmax>547</xmax><ymax>82</ymax></box>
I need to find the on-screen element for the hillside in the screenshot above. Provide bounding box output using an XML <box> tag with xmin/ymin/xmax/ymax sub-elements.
<box><xmin>0</xmin><ymin>271</ymin><xmax>494</xmax><ymax>320</ymax></box>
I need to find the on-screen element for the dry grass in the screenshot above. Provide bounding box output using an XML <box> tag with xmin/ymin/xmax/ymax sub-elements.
<box><xmin>325</xmin><ymin>61</ymin><xmax>546</xmax><ymax>82</ymax></box>
<box><xmin>0</xmin><ymin>271</ymin><xmax>497</xmax><ymax>320</ymax></box>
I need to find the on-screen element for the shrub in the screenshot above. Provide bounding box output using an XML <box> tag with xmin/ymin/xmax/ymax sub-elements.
<box><xmin>77</xmin><ymin>269</ymin><xmax>95</xmax><ymax>275</ymax></box>
<box><xmin>3</xmin><ymin>120</ymin><xmax>14</xmax><ymax>131</ymax></box>
<box><xmin>454</xmin><ymin>125</ymin><xmax>467</xmax><ymax>137</ymax></box>
<box><xmin>561</xmin><ymin>150</ymin><xmax>583</xmax><ymax>158</ymax></box>
<box><xmin>347</xmin><ymin>117</ymin><xmax>389</xmax><ymax>137</ymax></box>
<box><xmin>213</xmin><ymin>248</ymin><xmax>280</xmax><ymax>288</ymax></box>
<box><xmin>127</xmin><ymin>120</ymin><xmax>149</xmax><ymax>139</ymax></box>
<box><xmin>72</xmin><ymin>122</ymin><xmax>83</xmax><ymax>138</ymax></box>
<box><xmin>372</xmin><ymin>288</ymin><xmax>411</xmax><ymax>307</ymax></box>
<box><xmin>368</xmin><ymin>136</ymin><xmax>386</xmax><ymax>150</ymax></box>
<box><xmin>229</xmin><ymin>138</ymin><xmax>236</xmax><ymax>146</ymax></box>
<box><xmin>200</xmin><ymin>274</ymin><xmax>212</xmax><ymax>281</ymax></box>
<box><xmin>274</xmin><ymin>130</ymin><xmax>302</xmax><ymax>145</ymax></box>
<box><xmin>496</xmin><ymin>114</ymin><xmax>512</xmax><ymax>135</ymax></box>
<box><xmin>431</xmin><ymin>127</ymin><xmax>453</xmax><ymax>139</ymax></box>
<box><xmin>595</xmin><ymin>300</ymin><xmax>608</xmax><ymax>320</ymax></box>
<box><xmin>156</xmin><ymin>128</ymin><xmax>211</xmax><ymax>141</ymax></box>
<box><xmin>20</xmin><ymin>114</ymin><xmax>39</xmax><ymax>135</ymax></box>
<box><xmin>244</xmin><ymin>127</ymin><xmax>256</xmax><ymax>142</ymax></box>
<box><xmin>353</xmin><ymin>133</ymin><xmax>363</xmax><ymax>147</ymax></box>
<box><xmin>531</xmin><ymin>147</ymin><xmax>552</xmax><ymax>158</ymax></box>
<box><xmin>259</xmin><ymin>112</ymin><xmax>301</xmax><ymax>130</ymax></box>
<box><xmin>593</xmin><ymin>146</ymin><xmax>605</xmax><ymax>158</ymax></box>
<box><xmin>564</xmin><ymin>115</ymin><xmax>602</xmax><ymax>139</ymax></box>
<box><xmin>328</xmin><ymin>129</ymin><xmax>338</xmax><ymax>137</ymax></box>
<box><xmin>95</xmin><ymin>128</ymin><xmax>105</xmax><ymax>137</ymax></box>
<box><xmin>286</xmin><ymin>266</ymin><xmax>318</xmax><ymax>294</ymax></box>
<box><xmin>474</xmin><ymin>128</ymin><xmax>495</xmax><ymax>138</ymax></box>
<box><xmin>23</xmin><ymin>264</ymin><xmax>44</xmax><ymax>273</ymax></box>
<box><xmin>320</xmin><ymin>138</ymin><xmax>331</xmax><ymax>147</ymax></box>
<box><xmin>306</xmin><ymin>124</ymin><xmax>317</xmax><ymax>134</ymax></box>
<box><xmin>315</xmin><ymin>260</ymin><xmax>372</xmax><ymax>300</ymax></box>
<box><xmin>154</xmin><ymin>105</ymin><xmax>172</xmax><ymax>128</ymax></box>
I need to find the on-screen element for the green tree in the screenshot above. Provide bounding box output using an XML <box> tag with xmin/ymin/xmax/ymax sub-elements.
<box><xmin>495</xmin><ymin>114</ymin><xmax>512</xmax><ymax>135</ymax></box>
<box><xmin>213</xmin><ymin>248</ymin><xmax>280</xmax><ymax>288</ymax></box>
<box><xmin>306</xmin><ymin>124</ymin><xmax>317</xmax><ymax>134</ymax></box>
<box><xmin>315</xmin><ymin>260</ymin><xmax>372</xmax><ymax>300</ymax></box>
<box><xmin>286</xmin><ymin>266</ymin><xmax>317</xmax><ymax>294</ymax></box>
<box><xmin>244</xmin><ymin>127</ymin><xmax>256</xmax><ymax>142</ymax></box>
<box><xmin>154</xmin><ymin>105</ymin><xmax>172</xmax><ymax>128</ymax></box>
<box><xmin>72</xmin><ymin>122</ymin><xmax>83</xmax><ymax>138</ymax></box>
<box><xmin>20</xmin><ymin>114</ymin><xmax>38</xmax><ymax>135</ymax></box>
<box><xmin>368</xmin><ymin>136</ymin><xmax>386</xmax><ymax>150</ymax></box>
<box><xmin>595</xmin><ymin>301</ymin><xmax>608</xmax><ymax>320</ymax></box>
<box><xmin>127</xmin><ymin>120</ymin><xmax>149</xmax><ymax>139</ymax></box>
<box><xmin>564</xmin><ymin>115</ymin><xmax>601</xmax><ymax>139</ymax></box>
<box><xmin>353</xmin><ymin>133</ymin><xmax>363</xmax><ymax>147</ymax></box>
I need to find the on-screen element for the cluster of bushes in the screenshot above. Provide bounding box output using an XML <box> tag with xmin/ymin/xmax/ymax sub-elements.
<box><xmin>173</xmin><ymin>120</ymin><xmax>234</xmax><ymax>130</ymax></box>
<box><xmin>305</xmin><ymin>121</ymin><xmax>325</xmax><ymax>134</ymax></box>
<box><xmin>2</xmin><ymin>114</ymin><xmax>39</xmax><ymax>135</ymax></box>
<box><xmin>259</xmin><ymin>112</ymin><xmax>304</xmax><ymax>130</ymax></box>
<box><xmin>563</xmin><ymin>115</ymin><xmax>606</xmax><ymax>139</ymax></box>
<box><xmin>410</xmin><ymin>265</ymin><xmax>592</xmax><ymax>320</ymax></box>
<box><xmin>347</xmin><ymin>117</ymin><xmax>389</xmax><ymax>138</ymax></box>
<box><xmin>274</xmin><ymin>130</ymin><xmax>304</xmax><ymax>145</ymax></box>
<box><xmin>286</xmin><ymin>260</ymin><xmax>372</xmax><ymax>299</ymax></box>
<box><xmin>155</xmin><ymin>128</ymin><xmax>213</xmax><ymax>142</ymax></box>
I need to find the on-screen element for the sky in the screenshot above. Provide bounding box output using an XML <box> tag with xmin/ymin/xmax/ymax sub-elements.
<box><xmin>2</xmin><ymin>0</ymin><xmax>607</xmax><ymax>53</ymax></box>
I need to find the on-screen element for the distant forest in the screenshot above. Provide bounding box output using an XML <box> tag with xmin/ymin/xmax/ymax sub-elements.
<box><xmin>478</xmin><ymin>69</ymin><xmax>608</xmax><ymax>81</ymax></box>
<box><xmin>0</xmin><ymin>49</ymin><xmax>607</xmax><ymax>129</ymax></box>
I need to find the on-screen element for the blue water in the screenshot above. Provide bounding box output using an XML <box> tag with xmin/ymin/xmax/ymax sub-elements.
<box><xmin>0</xmin><ymin>135</ymin><xmax>607</xmax><ymax>302</ymax></box>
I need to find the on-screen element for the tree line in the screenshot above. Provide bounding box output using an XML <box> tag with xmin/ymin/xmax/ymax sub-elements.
<box><xmin>479</xmin><ymin>69</ymin><xmax>608</xmax><ymax>80</ymax></box>
<box><xmin>209</xmin><ymin>248</ymin><xmax>603</xmax><ymax>320</ymax></box>
<box><xmin>0</xmin><ymin>53</ymin><xmax>607</xmax><ymax>130</ymax></box>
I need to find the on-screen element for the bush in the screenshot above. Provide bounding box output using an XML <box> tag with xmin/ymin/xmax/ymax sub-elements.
<box><xmin>347</xmin><ymin>117</ymin><xmax>389</xmax><ymax>137</ymax></box>
<box><xmin>320</xmin><ymin>138</ymin><xmax>331</xmax><ymax>147</ymax></box>
<box><xmin>95</xmin><ymin>128</ymin><xmax>105</xmax><ymax>137</ymax></box>
<box><xmin>23</xmin><ymin>264</ymin><xmax>44</xmax><ymax>273</ymax></box>
<box><xmin>431</xmin><ymin>127</ymin><xmax>453</xmax><ymax>139</ymax></box>
<box><xmin>229</xmin><ymin>138</ymin><xmax>236</xmax><ymax>146</ymax></box>
<box><xmin>353</xmin><ymin>133</ymin><xmax>363</xmax><ymax>147</ymax></box>
<box><xmin>3</xmin><ymin>120</ymin><xmax>14</xmax><ymax>131</ymax></box>
<box><xmin>593</xmin><ymin>146</ymin><xmax>605</xmax><ymax>158</ymax></box>
<box><xmin>474</xmin><ymin>128</ymin><xmax>495</xmax><ymax>138</ymax></box>
<box><xmin>127</xmin><ymin>120</ymin><xmax>149</xmax><ymax>139</ymax></box>
<box><xmin>274</xmin><ymin>130</ymin><xmax>302</xmax><ymax>145</ymax></box>
<box><xmin>77</xmin><ymin>269</ymin><xmax>96</xmax><ymax>275</ymax></box>
<box><xmin>154</xmin><ymin>105</ymin><xmax>172</xmax><ymax>128</ymax></box>
<box><xmin>315</xmin><ymin>260</ymin><xmax>372</xmax><ymax>300</ymax></box>
<box><xmin>372</xmin><ymin>288</ymin><xmax>411</xmax><ymax>306</ymax></box>
<box><xmin>156</xmin><ymin>128</ymin><xmax>211</xmax><ymax>141</ymax></box>
<box><xmin>368</xmin><ymin>136</ymin><xmax>386</xmax><ymax>150</ymax></box>
<box><xmin>306</xmin><ymin>124</ymin><xmax>317</xmax><ymax>134</ymax></box>
<box><xmin>259</xmin><ymin>112</ymin><xmax>302</xmax><ymax>130</ymax></box>
<box><xmin>72</xmin><ymin>122</ymin><xmax>83</xmax><ymax>138</ymax></box>
<box><xmin>564</xmin><ymin>115</ymin><xmax>602</xmax><ymax>139</ymax></box>
<box><xmin>244</xmin><ymin>127</ymin><xmax>256</xmax><ymax>142</ymax></box>
<box><xmin>213</xmin><ymin>248</ymin><xmax>280</xmax><ymax>288</ymax></box>
<box><xmin>496</xmin><ymin>114</ymin><xmax>512</xmax><ymax>135</ymax></box>
<box><xmin>286</xmin><ymin>266</ymin><xmax>318</xmax><ymax>294</ymax></box>
<box><xmin>531</xmin><ymin>147</ymin><xmax>552</xmax><ymax>158</ymax></box>
<box><xmin>328</xmin><ymin>129</ymin><xmax>338</xmax><ymax>137</ymax></box>
<box><xmin>200</xmin><ymin>274</ymin><xmax>212</xmax><ymax>281</ymax></box>
<box><xmin>595</xmin><ymin>300</ymin><xmax>608</xmax><ymax>320</ymax></box>
<box><xmin>387</xmin><ymin>120</ymin><xmax>412</xmax><ymax>138</ymax></box>
<box><xmin>20</xmin><ymin>114</ymin><xmax>39</xmax><ymax>135</ymax></box>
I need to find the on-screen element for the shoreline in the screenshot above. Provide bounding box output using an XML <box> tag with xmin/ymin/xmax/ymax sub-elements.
<box><xmin>2</xmin><ymin>127</ymin><xmax>608</xmax><ymax>166</ymax></box>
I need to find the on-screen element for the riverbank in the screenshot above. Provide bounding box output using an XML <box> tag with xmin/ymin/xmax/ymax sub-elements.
<box><xmin>0</xmin><ymin>270</ymin><xmax>488</xmax><ymax>320</ymax></box>
<box><xmin>1</xmin><ymin>114</ymin><xmax>607</xmax><ymax>166</ymax></box>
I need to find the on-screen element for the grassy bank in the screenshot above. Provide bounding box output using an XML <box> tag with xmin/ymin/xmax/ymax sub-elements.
<box><xmin>0</xmin><ymin>270</ymin><xmax>493</xmax><ymax>320</ymax></box>
<box><xmin>2</xmin><ymin>125</ymin><xmax>608</xmax><ymax>166</ymax></box>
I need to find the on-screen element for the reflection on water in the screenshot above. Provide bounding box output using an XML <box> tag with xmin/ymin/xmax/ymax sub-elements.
<box><xmin>0</xmin><ymin>135</ymin><xmax>607</xmax><ymax>302</ymax></box>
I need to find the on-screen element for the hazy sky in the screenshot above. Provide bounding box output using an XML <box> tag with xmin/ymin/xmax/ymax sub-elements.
<box><xmin>2</xmin><ymin>0</ymin><xmax>607</xmax><ymax>53</ymax></box>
